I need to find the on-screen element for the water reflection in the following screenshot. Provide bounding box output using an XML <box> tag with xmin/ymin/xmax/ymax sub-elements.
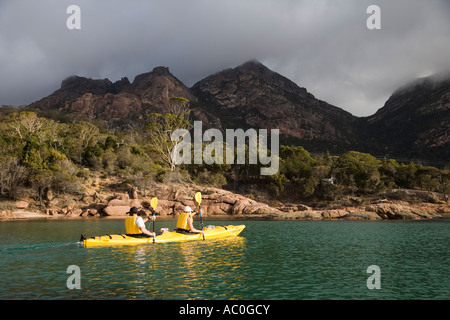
<box><xmin>156</xmin><ymin>237</ymin><xmax>247</xmax><ymax>299</ymax></box>
<box><xmin>81</xmin><ymin>236</ymin><xmax>247</xmax><ymax>299</ymax></box>
<box><xmin>2</xmin><ymin>220</ymin><xmax>448</xmax><ymax>299</ymax></box>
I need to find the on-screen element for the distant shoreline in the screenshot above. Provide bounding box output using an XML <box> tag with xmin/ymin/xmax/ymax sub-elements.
<box><xmin>1</xmin><ymin>183</ymin><xmax>449</xmax><ymax>222</ymax></box>
<box><xmin>2</xmin><ymin>208</ymin><xmax>449</xmax><ymax>221</ymax></box>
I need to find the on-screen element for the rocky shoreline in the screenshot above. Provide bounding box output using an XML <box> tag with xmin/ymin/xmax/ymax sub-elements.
<box><xmin>1</xmin><ymin>183</ymin><xmax>449</xmax><ymax>221</ymax></box>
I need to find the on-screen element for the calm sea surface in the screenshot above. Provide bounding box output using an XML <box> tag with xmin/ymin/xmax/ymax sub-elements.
<box><xmin>0</xmin><ymin>219</ymin><xmax>448</xmax><ymax>300</ymax></box>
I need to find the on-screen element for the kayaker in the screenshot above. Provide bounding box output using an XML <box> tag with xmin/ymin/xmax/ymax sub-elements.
<box><xmin>176</xmin><ymin>206</ymin><xmax>204</xmax><ymax>234</ymax></box>
<box><xmin>125</xmin><ymin>207</ymin><xmax>156</xmax><ymax>238</ymax></box>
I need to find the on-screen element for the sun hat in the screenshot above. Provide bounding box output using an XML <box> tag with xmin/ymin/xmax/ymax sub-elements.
<box><xmin>127</xmin><ymin>207</ymin><xmax>139</xmax><ymax>214</ymax></box>
<box><xmin>183</xmin><ymin>206</ymin><xmax>193</xmax><ymax>212</ymax></box>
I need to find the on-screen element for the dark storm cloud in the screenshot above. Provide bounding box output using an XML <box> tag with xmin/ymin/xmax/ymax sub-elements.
<box><xmin>0</xmin><ymin>0</ymin><xmax>449</xmax><ymax>116</ymax></box>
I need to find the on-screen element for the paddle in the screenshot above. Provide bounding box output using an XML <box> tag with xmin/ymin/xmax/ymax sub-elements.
<box><xmin>150</xmin><ymin>197</ymin><xmax>158</xmax><ymax>243</ymax></box>
<box><xmin>194</xmin><ymin>192</ymin><xmax>205</xmax><ymax>240</ymax></box>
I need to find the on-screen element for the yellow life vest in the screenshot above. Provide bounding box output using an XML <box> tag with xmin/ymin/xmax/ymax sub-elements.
<box><xmin>176</xmin><ymin>212</ymin><xmax>191</xmax><ymax>231</ymax></box>
<box><xmin>125</xmin><ymin>216</ymin><xmax>142</xmax><ymax>234</ymax></box>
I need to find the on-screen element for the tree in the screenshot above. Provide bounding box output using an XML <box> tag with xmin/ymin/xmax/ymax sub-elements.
<box><xmin>29</xmin><ymin>169</ymin><xmax>53</xmax><ymax>206</ymax></box>
<box><xmin>22</xmin><ymin>135</ymin><xmax>45</xmax><ymax>170</ymax></box>
<box><xmin>6</xmin><ymin>111</ymin><xmax>47</xmax><ymax>142</ymax></box>
<box><xmin>415</xmin><ymin>165</ymin><xmax>440</xmax><ymax>193</ymax></box>
<box><xmin>194</xmin><ymin>169</ymin><xmax>227</xmax><ymax>188</ymax></box>
<box><xmin>0</xmin><ymin>156</ymin><xmax>26</xmax><ymax>197</ymax></box>
<box><xmin>333</xmin><ymin>151</ymin><xmax>381</xmax><ymax>193</ymax></box>
<box><xmin>60</xmin><ymin>121</ymin><xmax>100</xmax><ymax>164</ymax></box>
<box><xmin>394</xmin><ymin>163</ymin><xmax>417</xmax><ymax>189</ymax></box>
<box><xmin>379</xmin><ymin>159</ymin><xmax>399</xmax><ymax>189</ymax></box>
<box><xmin>278</xmin><ymin>145</ymin><xmax>318</xmax><ymax>198</ymax></box>
<box><xmin>0</xmin><ymin>112</ymin><xmax>49</xmax><ymax>156</ymax></box>
<box><xmin>144</xmin><ymin>97</ymin><xmax>192</xmax><ymax>171</ymax></box>
<box><xmin>279</xmin><ymin>145</ymin><xmax>314</xmax><ymax>180</ymax></box>
<box><xmin>441</xmin><ymin>169</ymin><xmax>450</xmax><ymax>202</ymax></box>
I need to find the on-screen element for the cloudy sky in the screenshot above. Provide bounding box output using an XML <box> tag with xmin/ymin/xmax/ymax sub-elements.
<box><xmin>0</xmin><ymin>0</ymin><xmax>449</xmax><ymax>116</ymax></box>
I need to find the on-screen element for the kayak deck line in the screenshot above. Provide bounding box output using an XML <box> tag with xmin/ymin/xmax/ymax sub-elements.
<box><xmin>81</xmin><ymin>225</ymin><xmax>245</xmax><ymax>247</ymax></box>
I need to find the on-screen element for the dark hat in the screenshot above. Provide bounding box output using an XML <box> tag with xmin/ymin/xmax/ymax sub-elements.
<box><xmin>127</xmin><ymin>207</ymin><xmax>139</xmax><ymax>214</ymax></box>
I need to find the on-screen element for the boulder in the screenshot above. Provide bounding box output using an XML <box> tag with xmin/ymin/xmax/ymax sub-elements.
<box><xmin>65</xmin><ymin>202</ymin><xmax>75</xmax><ymax>211</ymax></box>
<box><xmin>365</xmin><ymin>203</ymin><xmax>438</xmax><ymax>220</ymax></box>
<box><xmin>48</xmin><ymin>209</ymin><xmax>59</xmax><ymax>216</ymax></box>
<box><xmin>103</xmin><ymin>206</ymin><xmax>130</xmax><ymax>216</ymax></box>
<box><xmin>279</xmin><ymin>204</ymin><xmax>312</xmax><ymax>212</ymax></box>
<box><xmin>115</xmin><ymin>193</ymin><xmax>129</xmax><ymax>201</ymax></box>
<box><xmin>214</xmin><ymin>194</ymin><xmax>238</xmax><ymax>205</ymax></box>
<box><xmin>108</xmin><ymin>199</ymin><xmax>129</xmax><ymax>207</ymax></box>
<box><xmin>153</xmin><ymin>199</ymin><xmax>176</xmax><ymax>216</ymax></box>
<box><xmin>14</xmin><ymin>201</ymin><xmax>29</xmax><ymax>209</ymax></box>
<box><xmin>66</xmin><ymin>208</ymin><xmax>83</xmax><ymax>217</ymax></box>
<box><xmin>231</xmin><ymin>199</ymin><xmax>251</xmax><ymax>215</ymax></box>
<box><xmin>321</xmin><ymin>209</ymin><xmax>348</xmax><ymax>219</ymax></box>
<box><xmin>206</xmin><ymin>202</ymin><xmax>232</xmax><ymax>215</ymax></box>
<box><xmin>105</xmin><ymin>195</ymin><xmax>141</xmax><ymax>216</ymax></box>
<box><xmin>341</xmin><ymin>211</ymin><xmax>382</xmax><ymax>220</ymax></box>
<box><xmin>129</xmin><ymin>199</ymin><xmax>142</xmax><ymax>208</ymax></box>
<box><xmin>230</xmin><ymin>199</ymin><xmax>276</xmax><ymax>215</ymax></box>
<box><xmin>80</xmin><ymin>210</ymin><xmax>89</xmax><ymax>217</ymax></box>
<box><xmin>0</xmin><ymin>210</ymin><xmax>13</xmax><ymax>219</ymax></box>
<box><xmin>437</xmin><ymin>204</ymin><xmax>450</xmax><ymax>214</ymax></box>
<box><xmin>303</xmin><ymin>211</ymin><xmax>323</xmax><ymax>220</ymax></box>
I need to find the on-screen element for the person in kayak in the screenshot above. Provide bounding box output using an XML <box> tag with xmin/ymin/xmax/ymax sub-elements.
<box><xmin>125</xmin><ymin>207</ymin><xmax>156</xmax><ymax>238</ymax></box>
<box><xmin>176</xmin><ymin>206</ymin><xmax>204</xmax><ymax>234</ymax></box>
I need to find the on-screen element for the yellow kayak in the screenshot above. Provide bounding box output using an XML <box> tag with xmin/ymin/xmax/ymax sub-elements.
<box><xmin>81</xmin><ymin>225</ymin><xmax>245</xmax><ymax>247</ymax></box>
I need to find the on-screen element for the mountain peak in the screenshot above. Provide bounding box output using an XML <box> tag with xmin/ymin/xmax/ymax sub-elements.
<box><xmin>61</xmin><ymin>75</ymin><xmax>111</xmax><ymax>90</ymax></box>
<box><xmin>131</xmin><ymin>66</ymin><xmax>177</xmax><ymax>88</ymax></box>
<box><xmin>237</xmin><ymin>59</ymin><xmax>266</xmax><ymax>69</ymax></box>
<box><xmin>191</xmin><ymin>59</ymin><xmax>358</xmax><ymax>152</ymax></box>
<box><xmin>150</xmin><ymin>66</ymin><xmax>172</xmax><ymax>76</ymax></box>
<box><xmin>392</xmin><ymin>71</ymin><xmax>450</xmax><ymax>97</ymax></box>
<box><xmin>194</xmin><ymin>59</ymin><xmax>304</xmax><ymax>94</ymax></box>
<box><xmin>59</xmin><ymin>75</ymin><xmax>125</xmax><ymax>97</ymax></box>
<box><xmin>366</xmin><ymin>71</ymin><xmax>450</xmax><ymax>161</ymax></box>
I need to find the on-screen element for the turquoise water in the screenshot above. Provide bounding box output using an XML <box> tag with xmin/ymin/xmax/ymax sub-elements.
<box><xmin>0</xmin><ymin>219</ymin><xmax>448</xmax><ymax>299</ymax></box>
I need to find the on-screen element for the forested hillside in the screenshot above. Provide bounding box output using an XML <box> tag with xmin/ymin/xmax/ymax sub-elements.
<box><xmin>1</xmin><ymin>109</ymin><xmax>448</xmax><ymax>207</ymax></box>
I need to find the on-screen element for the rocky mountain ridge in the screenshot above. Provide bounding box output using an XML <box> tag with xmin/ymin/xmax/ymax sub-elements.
<box><xmin>192</xmin><ymin>60</ymin><xmax>360</xmax><ymax>152</ymax></box>
<box><xmin>363</xmin><ymin>73</ymin><xmax>450</xmax><ymax>162</ymax></box>
<box><xmin>29</xmin><ymin>66</ymin><xmax>197</xmax><ymax>124</ymax></box>
<box><xmin>25</xmin><ymin>60</ymin><xmax>450</xmax><ymax>163</ymax></box>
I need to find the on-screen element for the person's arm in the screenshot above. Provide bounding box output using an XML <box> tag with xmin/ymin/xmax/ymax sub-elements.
<box><xmin>139</xmin><ymin>226</ymin><xmax>155</xmax><ymax>236</ymax></box>
<box><xmin>188</xmin><ymin>216</ymin><xmax>204</xmax><ymax>234</ymax></box>
<box><xmin>137</xmin><ymin>217</ymin><xmax>155</xmax><ymax>236</ymax></box>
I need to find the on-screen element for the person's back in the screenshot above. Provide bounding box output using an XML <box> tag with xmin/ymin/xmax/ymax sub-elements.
<box><xmin>125</xmin><ymin>215</ymin><xmax>142</xmax><ymax>235</ymax></box>
<box><xmin>175</xmin><ymin>206</ymin><xmax>204</xmax><ymax>234</ymax></box>
<box><xmin>176</xmin><ymin>211</ymin><xmax>191</xmax><ymax>231</ymax></box>
<box><xmin>125</xmin><ymin>207</ymin><xmax>155</xmax><ymax>238</ymax></box>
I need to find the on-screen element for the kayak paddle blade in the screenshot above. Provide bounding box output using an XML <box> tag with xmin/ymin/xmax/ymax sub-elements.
<box><xmin>150</xmin><ymin>197</ymin><xmax>158</xmax><ymax>210</ymax></box>
<box><xmin>194</xmin><ymin>192</ymin><xmax>202</xmax><ymax>206</ymax></box>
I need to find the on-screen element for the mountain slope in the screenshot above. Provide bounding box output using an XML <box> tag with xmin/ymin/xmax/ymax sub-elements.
<box><xmin>28</xmin><ymin>67</ymin><xmax>196</xmax><ymax>124</ymax></box>
<box><xmin>192</xmin><ymin>60</ymin><xmax>360</xmax><ymax>152</ymax></box>
<box><xmin>363</xmin><ymin>73</ymin><xmax>450</xmax><ymax>162</ymax></box>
